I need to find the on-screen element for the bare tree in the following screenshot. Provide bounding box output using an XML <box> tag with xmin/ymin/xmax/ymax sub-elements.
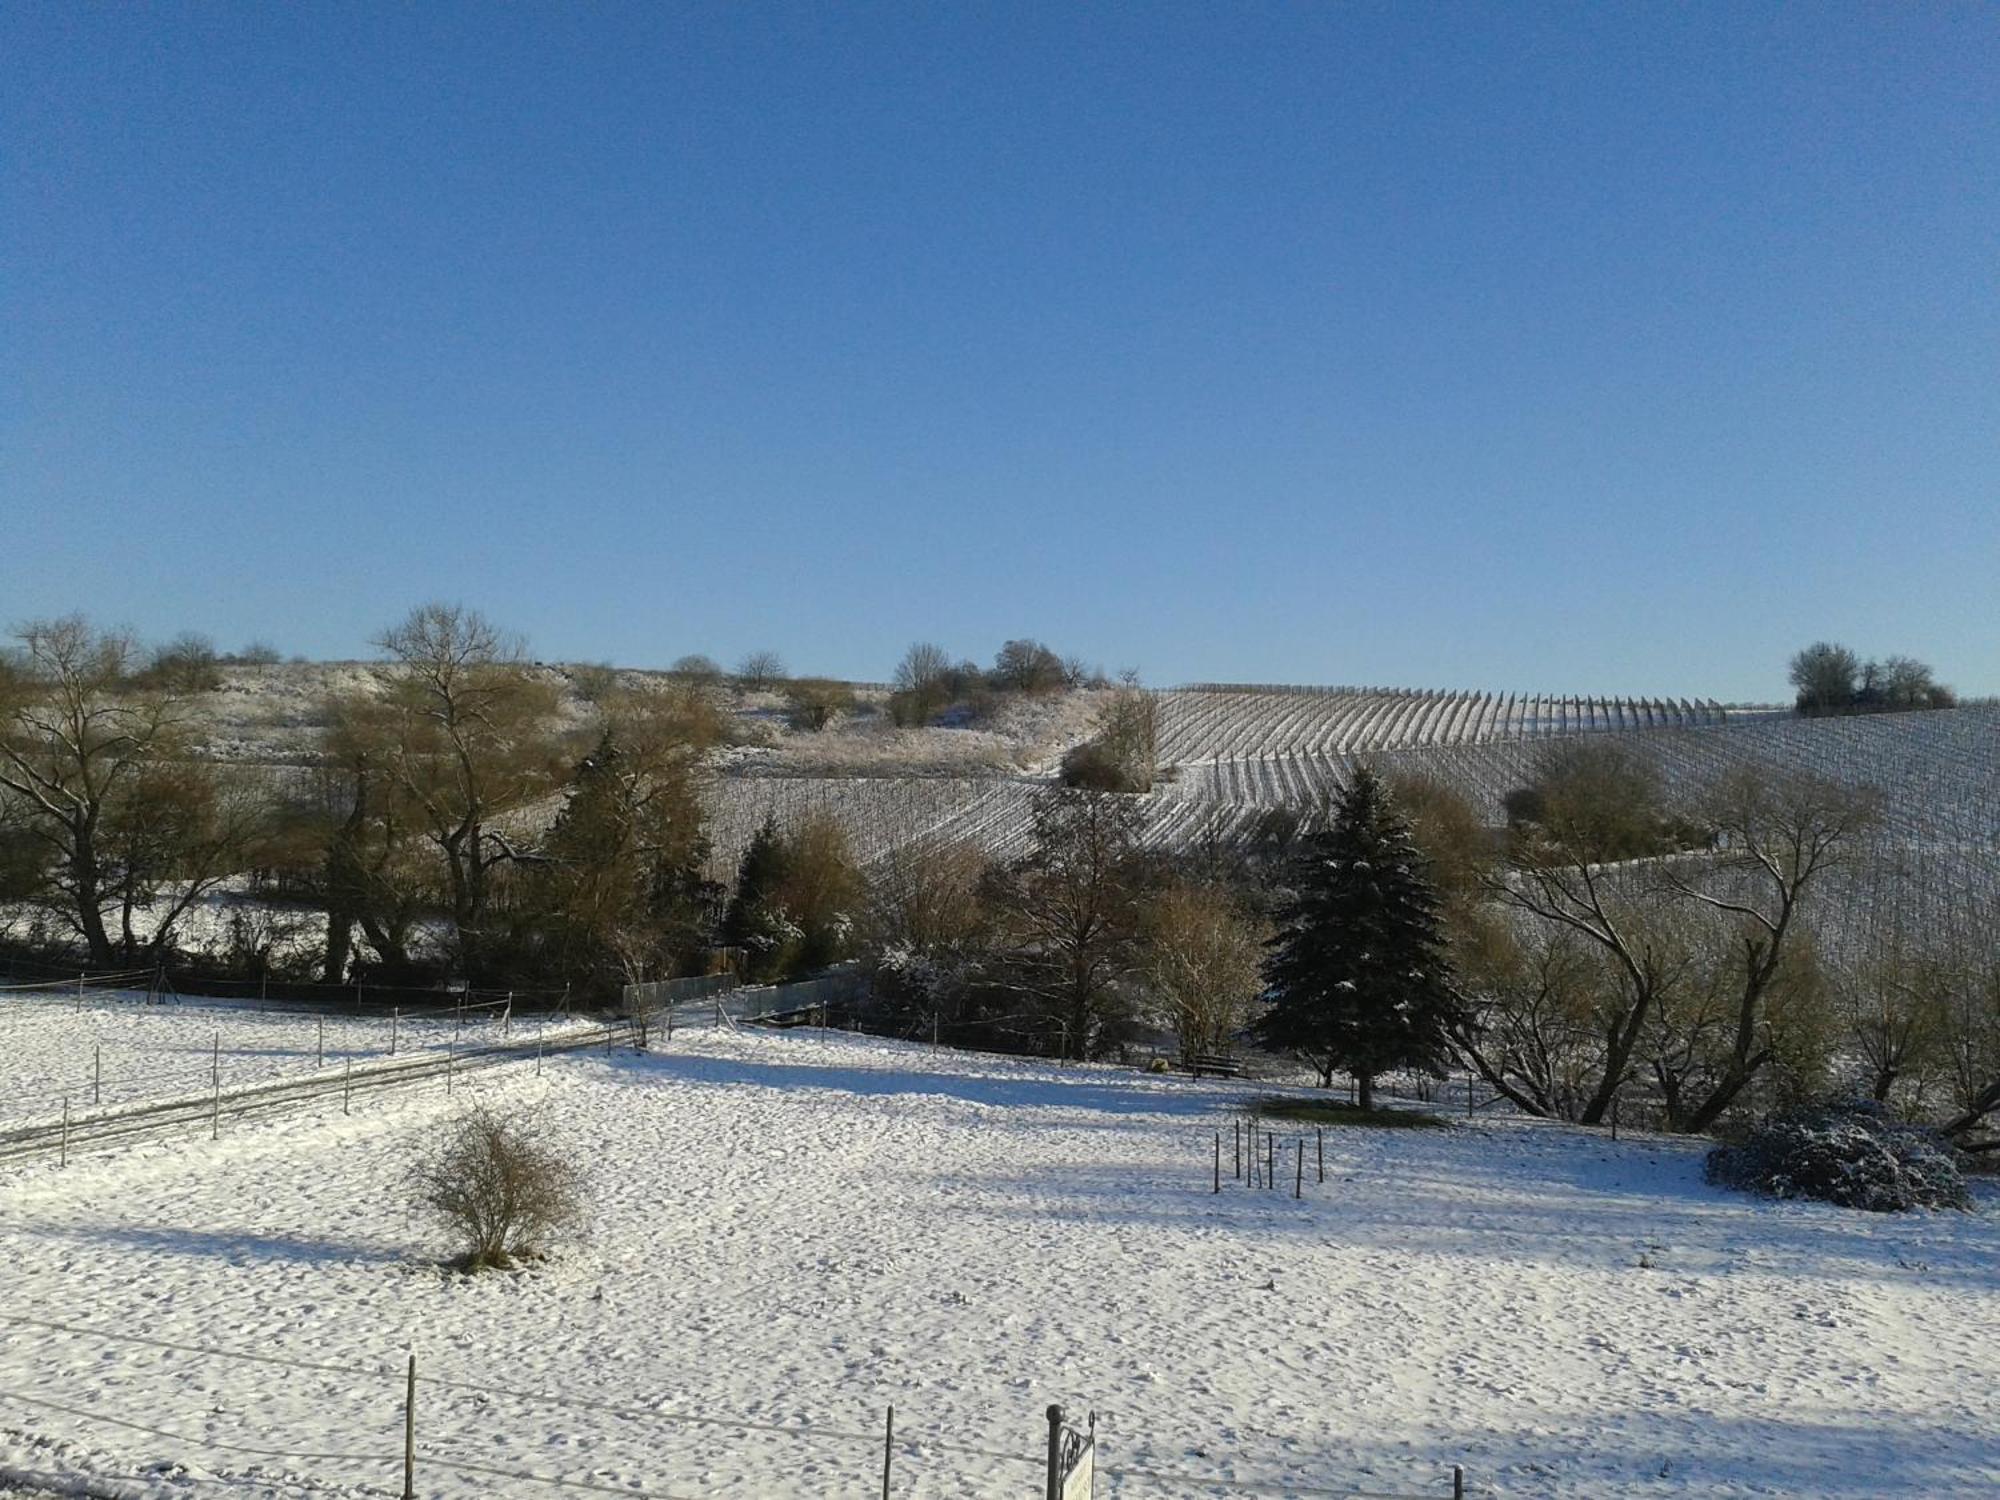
<box><xmin>991</xmin><ymin>788</ymin><xmax>1146</xmax><ymax>1059</ymax></box>
<box><xmin>1651</xmin><ymin>770</ymin><xmax>1877</xmax><ymax>1130</ymax></box>
<box><xmin>735</xmin><ymin>650</ymin><xmax>787</xmax><ymax>690</ymax></box>
<box><xmin>0</xmin><ymin>617</ymin><xmax>258</xmax><ymax>964</ymax></box>
<box><xmin>1789</xmin><ymin>641</ymin><xmax>1861</xmax><ymax>715</ymax></box>
<box><xmin>370</xmin><ymin>604</ymin><xmax>562</xmax><ymax>972</ymax></box>
<box><xmin>890</xmin><ymin>642</ymin><xmax>955</xmax><ymax>725</ymax></box>
<box><xmin>1139</xmin><ymin>880</ymin><xmax>1266</xmax><ymax>1061</ymax></box>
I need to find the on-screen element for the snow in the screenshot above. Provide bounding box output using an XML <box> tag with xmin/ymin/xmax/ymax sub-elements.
<box><xmin>0</xmin><ymin>992</ymin><xmax>581</xmax><ymax>1129</ymax></box>
<box><xmin>0</xmin><ymin>1024</ymin><xmax>1995</xmax><ymax>1498</ymax></box>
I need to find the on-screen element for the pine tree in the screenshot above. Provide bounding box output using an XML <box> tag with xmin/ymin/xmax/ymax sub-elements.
<box><xmin>1256</xmin><ymin>767</ymin><xmax>1463</xmax><ymax>1106</ymax></box>
<box><xmin>721</xmin><ymin>813</ymin><xmax>791</xmax><ymax>974</ymax></box>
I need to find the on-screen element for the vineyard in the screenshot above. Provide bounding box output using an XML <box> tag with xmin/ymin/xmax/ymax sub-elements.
<box><xmin>704</xmin><ymin>693</ymin><xmax>2000</xmax><ymax>953</ymax></box>
<box><xmin>1154</xmin><ymin>684</ymin><xmax>1756</xmax><ymax>764</ymax></box>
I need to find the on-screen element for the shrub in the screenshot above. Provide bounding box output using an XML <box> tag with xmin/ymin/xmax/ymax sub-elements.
<box><xmin>1060</xmin><ymin>739</ymin><xmax>1143</xmax><ymax>792</ymax></box>
<box><xmin>412</xmin><ymin>1106</ymin><xmax>585</xmax><ymax>1270</ymax></box>
<box><xmin>1705</xmin><ymin>1101</ymin><xmax>1969</xmax><ymax>1212</ymax></box>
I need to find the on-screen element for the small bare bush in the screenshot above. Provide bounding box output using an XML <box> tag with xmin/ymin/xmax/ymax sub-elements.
<box><xmin>412</xmin><ymin>1107</ymin><xmax>584</xmax><ymax>1270</ymax></box>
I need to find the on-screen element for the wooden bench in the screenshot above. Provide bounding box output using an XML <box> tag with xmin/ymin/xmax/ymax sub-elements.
<box><xmin>1181</xmin><ymin>1053</ymin><xmax>1244</xmax><ymax>1079</ymax></box>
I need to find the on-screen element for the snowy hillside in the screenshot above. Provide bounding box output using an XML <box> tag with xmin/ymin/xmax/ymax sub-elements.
<box><xmin>0</xmin><ymin>1022</ymin><xmax>1995</xmax><ymax>1498</ymax></box>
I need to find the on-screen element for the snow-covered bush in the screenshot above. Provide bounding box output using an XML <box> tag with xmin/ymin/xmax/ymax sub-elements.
<box><xmin>1705</xmin><ymin>1101</ymin><xmax>1969</xmax><ymax>1212</ymax></box>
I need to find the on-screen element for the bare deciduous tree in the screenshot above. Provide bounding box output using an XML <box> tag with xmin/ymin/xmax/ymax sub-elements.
<box><xmin>1140</xmin><ymin>880</ymin><xmax>1266</xmax><ymax>1061</ymax></box>
<box><xmin>369</xmin><ymin>604</ymin><xmax>562</xmax><ymax>972</ymax></box>
<box><xmin>0</xmin><ymin>617</ymin><xmax>261</xmax><ymax>965</ymax></box>
<box><xmin>735</xmin><ymin>650</ymin><xmax>787</xmax><ymax>690</ymax></box>
<box><xmin>991</xmin><ymin>788</ymin><xmax>1146</xmax><ymax>1059</ymax></box>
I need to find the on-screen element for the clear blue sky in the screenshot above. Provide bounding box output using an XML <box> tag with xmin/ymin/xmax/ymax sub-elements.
<box><xmin>4</xmin><ymin>3</ymin><xmax>1995</xmax><ymax>701</ymax></box>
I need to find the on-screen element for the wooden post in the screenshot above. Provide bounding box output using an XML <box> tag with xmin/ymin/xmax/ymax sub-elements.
<box><xmin>1453</xmin><ymin>1463</ymin><xmax>1465</xmax><ymax>1499</ymax></box>
<box><xmin>1044</xmin><ymin>1404</ymin><xmax>1064</xmax><ymax>1500</ymax></box>
<box><xmin>1266</xmin><ymin>1130</ymin><xmax>1274</xmax><ymax>1191</ymax></box>
<box><xmin>1213</xmin><ymin>1131</ymin><xmax>1221</xmax><ymax>1193</ymax></box>
<box><xmin>402</xmin><ymin>1353</ymin><xmax>417</xmax><ymax>1500</ymax></box>
<box><xmin>1317</xmin><ymin>1128</ymin><xmax>1324</xmax><ymax>1183</ymax></box>
<box><xmin>536</xmin><ymin>1034</ymin><xmax>543</xmax><ymax>1076</ymax></box>
<box><xmin>504</xmin><ymin>993</ymin><xmax>512</xmax><ymax>1038</ymax></box>
<box><xmin>1294</xmin><ymin>1137</ymin><xmax>1304</xmax><ymax>1198</ymax></box>
<box><xmin>212</xmin><ymin>1032</ymin><xmax>220</xmax><ymax>1088</ymax></box>
<box><xmin>1233</xmin><ymin>1119</ymin><xmax>1241</xmax><ymax>1179</ymax></box>
<box><xmin>881</xmin><ymin>1403</ymin><xmax>894</xmax><ymax>1500</ymax></box>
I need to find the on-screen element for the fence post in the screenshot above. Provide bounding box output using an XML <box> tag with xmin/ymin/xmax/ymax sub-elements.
<box><xmin>391</xmin><ymin>1008</ymin><xmax>399</xmax><ymax>1056</ymax></box>
<box><xmin>1266</xmin><ymin>1131</ymin><xmax>1274</xmax><ymax>1191</ymax></box>
<box><xmin>212</xmin><ymin>1032</ymin><xmax>220</xmax><ymax>1089</ymax></box>
<box><xmin>211</xmin><ymin>1075</ymin><xmax>220</xmax><ymax>1140</ymax></box>
<box><xmin>1233</xmin><ymin>1119</ymin><xmax>1241</xmax><ymax>1180</ymax></box>
<box><xmin>1045</xmin><ymin>1405</ymin><xmax>1064</xmax><ymax>1500</ymax></box>
<box><xmin>504</xmin><ymin>993</ymin><xmax>512</xmax><ymax>1038</ymax></box>
<box><xmin>447</xmin><ymin>1034</ymin><xmax>455</xmax><ymax>1094</ymax></box>
<box><xmin>1453</xmin><ymin>1463</ymin><xmax>1465</xmax><ymax>1499</ymax></box>
<box><xmin>402</xmin><ymin>1353</ymin><xmax>417</xmax><ymax>1500</ymax></box>
<box><xmin>881</xmin><ymin>1403</ymin><xmax>894</xmax><ymax>1500</ymax></box>
<box><xmin>536</xmin><ymin>1033</ymin><xmax>543</xmax><ymax>1076</ymax></box>
<box><xmin>1294</xmin><ymin>1138</ymin><xmax>1303</xmax><ymax>1198</ymax></box>
<box><xmin>1213</xmin><ymin>1131</ymin><xmax>1221</xmax><ymax>1194</ymax></box>
<box><xmin>1317</xmin><ymin>1127</ymin><xmax>1324</xmax><ymax>1183</ymax></box>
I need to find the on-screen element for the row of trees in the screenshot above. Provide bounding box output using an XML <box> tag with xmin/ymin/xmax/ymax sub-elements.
<box><xmin>0</xmin><ymin>608</ymin><xmax>723</xmax><ymax>993</ymax></box>
<box><xmin>889</xmin><ymin>638</ymin><xmax>1104</xmax><ymax>727</ymax></box>
<box><xmin>1787</xmin><ymin>642</ymin><xmax>1956</xmax><ymax>715</ymax></box>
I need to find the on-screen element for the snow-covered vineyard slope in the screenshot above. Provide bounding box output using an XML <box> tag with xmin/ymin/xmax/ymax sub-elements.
<box><xmin>1</xmin><ymin>1023</ymin><xmax>1995</xmax><ymax>1499</ymax></box>
<box><xmin>1155</xmin><ymin>684</ymin><xmax>1757</xmax><ymax>765</ymax></box>
<box><xmin>703</xmin><ymin>702</ymin><xmax>1998</xmax><ymax>874</ymax></box>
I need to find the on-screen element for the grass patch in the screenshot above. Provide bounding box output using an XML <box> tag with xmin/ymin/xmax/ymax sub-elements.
<box><xmin>1253</xmin><ymin>1096</ymin><xmax>1445</xmax><ymax>1130</ymax></box>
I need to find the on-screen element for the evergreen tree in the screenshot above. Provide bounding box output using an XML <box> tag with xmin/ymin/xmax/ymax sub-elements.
<box><xmin>721</xmin><ymin>813</ymin><xmax>791</xmax><ymax>975</ymax></box>
<box><xmin>1256</xmin><ymin>767</ymin><xmax>1464</xmax><ymax>1106</ymax></box>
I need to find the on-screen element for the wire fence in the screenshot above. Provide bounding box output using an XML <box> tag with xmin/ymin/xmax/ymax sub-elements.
<box><xmin>0</xmin><ymin>989</ymin><xmax>592</xmax><ymax>1134</ymax></box>
<box><xmin>0</xmin><ymin>1312</ymin><xmax>1482</xmax><ymax>1499</ymax></box>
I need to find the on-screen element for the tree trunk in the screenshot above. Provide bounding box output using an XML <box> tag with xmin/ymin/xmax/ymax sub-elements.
<box><xmin>1357</xmin><ymin>1073</ymin><xmax>1375</xmax><ymax>1111</ymax></box>
<box><xmin>69</xmin><ymin>841</ymin><xmax>115</xmax><ymax>967</ymax></box>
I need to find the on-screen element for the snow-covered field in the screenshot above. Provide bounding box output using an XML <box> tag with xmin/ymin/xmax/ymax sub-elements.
<box><xmin>0</xmin><ymin>991</ymin><xmax>578</xmax><ymax>1129</ymax></box>
<box><xmin>1</xmin><ymin>1025</ymin><xmax>1996</xmax><ymax>1498</ymax></box>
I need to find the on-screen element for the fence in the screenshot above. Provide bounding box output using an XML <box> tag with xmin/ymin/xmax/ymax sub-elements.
<box><xmin>627</xmin><ymin>964</ymin><xmax>868</xmax><ymax>1033</ymax></box>
<box><xmin>0</xmin><ymin>1313</ymin><xmax>1481</xmax><ymax>1499</ymax></box>
<box><xmin>621</xmin><ymin>970</ymin><xmax>742</xmax><ymax>1012</ymax></box>
<box><xmin>0</xmin><ymin>1010</ymin><xmax>619</xmax><ymax>1166</ymax></box>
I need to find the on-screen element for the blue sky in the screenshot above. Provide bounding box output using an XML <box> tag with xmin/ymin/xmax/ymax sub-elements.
<box><xmin>4</xmin><ymin>3</ymin><xmax>1995</xmax><ymax>701</ymax></box>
